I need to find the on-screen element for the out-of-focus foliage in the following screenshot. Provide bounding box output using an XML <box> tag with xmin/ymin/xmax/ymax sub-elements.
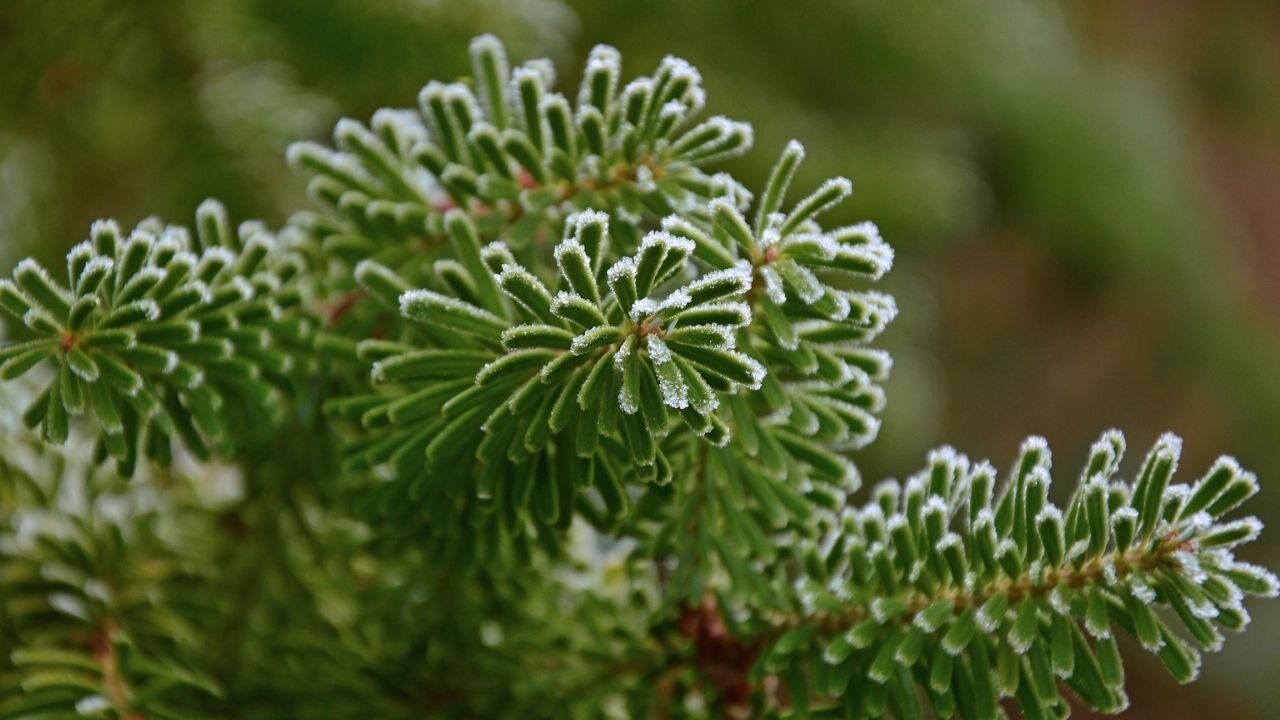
<box><xmin>0</xmin><ymin>0</ymin><xmax>575</xmax><ymax>273</ymax></box>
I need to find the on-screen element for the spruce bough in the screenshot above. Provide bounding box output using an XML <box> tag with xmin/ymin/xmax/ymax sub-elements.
<box><xmin>0</xmin><ymin>35</ymin><xmax>1274</xmax><ymax>719</ymax></box>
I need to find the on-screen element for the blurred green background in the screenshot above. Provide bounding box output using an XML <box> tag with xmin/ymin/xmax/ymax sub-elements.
<box><xmin>2</xmin><ymin>0</ymin><xmax>1277</xmax><ymax>716</ymax></box>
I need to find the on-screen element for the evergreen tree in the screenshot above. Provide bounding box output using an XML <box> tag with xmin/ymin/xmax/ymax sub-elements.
<box><xmin>1</xmin><ymin>35</ymin><xmax>1274</xmax><ymax>719</ymax></box>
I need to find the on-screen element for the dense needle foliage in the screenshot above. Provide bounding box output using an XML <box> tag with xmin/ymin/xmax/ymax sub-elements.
<box><xmin>0</xmin><ymin>35</ymin><xmax>1274</xmax><ymax>719</ymax></box>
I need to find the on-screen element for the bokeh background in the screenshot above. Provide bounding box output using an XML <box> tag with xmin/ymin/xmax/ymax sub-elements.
<box><xmin>1</xmin><ymin>0</ymin><xmax>1277</xmax><ymax>716</ymax></box>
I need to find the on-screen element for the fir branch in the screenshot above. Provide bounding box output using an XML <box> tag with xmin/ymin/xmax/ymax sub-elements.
<box><xmin>742</xmin><ymin>433</ymin><xmax>1275</xmax><ymax>718</ymax></box>
<box><xmin>286</xmin><ymin>35</ymin><xmax>751</xmax><ymax>272</ymax></box>
<box><xmin>0</xmin><ymin>32</ymin><xmax>1274</xmax><ymax>720</ymax></box>
<box><xmin>0</xmin><ymin>204</ymin><xmax>316</xmax><ymax>474</ymax></box>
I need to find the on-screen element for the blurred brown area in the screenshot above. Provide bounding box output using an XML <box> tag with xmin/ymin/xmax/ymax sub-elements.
<box><xmin>2</xmin><ymin>0</ymin><xmax>1278</xmax><ymax>716</ymax></box>
<box><xmin>1015</xmin><ymin>3</ymin><xmax>1280</xmax><ymax>717</ymax></box>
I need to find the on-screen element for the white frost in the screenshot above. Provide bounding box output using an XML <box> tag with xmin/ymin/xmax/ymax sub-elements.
<box><xmin>606</xmin><ymin>256</ymin><xmax>636</xmax><ymax>284</ymax></box>
<box><xmin>759</xmin><ymin>265</ymin><xmax>785</xmax><ymax>304</ymax></box>
<box><xmin>629</xmin><ymin>298</ymin><xmax>659</xmax><ymax>322</ymax></box>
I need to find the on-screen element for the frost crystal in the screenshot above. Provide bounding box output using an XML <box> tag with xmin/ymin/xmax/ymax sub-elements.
<box><xmin>924</xmin><ymin>495</ymin><xmax>950</xmax><ymax>519</ymax></box>
<box><xmin>783</xmin><ymin>138</ymin><xmax>806</xmax><ymax>161</ymax></box>
<box><xmin>1207</xmin><ymin>517</ymin><xmax>1263</xmax><ymax>548</ymax></box>
<box><xmin>659</xmin><ymin>215</ymin><xmax>704</xmax><ymax>241</ymax></box>
<box><xmin>976</xmin><ymin>600</ymin><xmax>1003</xmax><ymax>633</ymax></box>
<box><xmin>685</xmin><ymin>301</ymin><xmax>752</xmax><ymax>327</ymax></box>
<box><xmin>641</xmin><ymin>229</ymin><xmax>695</xmax><ymax>257</ymax></box>
<box><xmin>707</xmin><ymin>195</ymin><xmax>740</xmax><ymax>221</ymax></box>
<box><xmin>1035</xmin><ymin>505</ymin><xmax>1063</xmax><ymax>525</ymax></box>
<box><xmin>512</xmin><ymin>63</ymin><xmax>552</xmax><ymax>96</ymax></box>
<box><xmin>552</xmin><ymin>237</ymin><xmax>585</xmax><ymax>263</ymax></box>
<box><xmin>137</xmin><ymin>299</ymin><xmax>161</xmax><ymax>321</ymax></box>
<box><xmin>1112</xmin><ymin>505</ymin><xmax>1138</xmax><ymax>527</ymax></box>
<box><xmin>689</xmin><ymin>384</ymin><xmax>719</xmax><ymax>415</ymax></box>
<box><xmin>1163</xmin><ymin>483</ymin><xmax>1190</xmax><ymax>512</ymax></box>
<box><xmin>571</xmin><ymin>210</ymin><xmax>609</xmax><ymax>240</ymax></box>
<box><xmin>570</xmin><ymin>326</ymin><xmax>616</xmax><ymax>356</ymax></box>
<box><xmin>15</xmin><ymin>259</ymin><xmax>69</xmax><ymax>300</ymax></box>
<box><xmin>481</xmin><ymin>240</ymin><xmax>515</xmax><ymax>267</ymax></box>
<box><xmin>1008</xmin><ymin>622</ymin><xmax>1036</xmax><ymax>654</ymax></box>
<box><xmin>739</xmin><ymin>353</ymin><xmax>767</xmax><ymax>390</ymax></box>
<box><xmin>680</xmin><ymin>324</ymin><xmax>735</xmax><ymax>350</ymax></box>
<box><xmin>658</xmin><ymin>55</ymin><xmax>702</xmax><ymax>90</ymax></box>
<box><xmin>89</xmin><ymin>218</ymin><xmax>121</xmax><ymax>240</ymax></box>
<box><xmin>204</xmin><ymin>245</ymin><xmax>237</xmax><ymax>268</ymax></box>
<box><xmin>1227</xmin><ymin>562</ymin><xmax>1279</xmax><ymax>598</ymax></box>
<box><xmin>759</xmin><ymin>265</ymin><xmax>785</xmax><ymax>304</ymax></box>
<box><xmin>1190</xmin><ymin>594</ymin><xmax>1220</xmax><ymax>621</ymax></box>
<box><xmin>833</xmin><ymin>221</ymin><xmax>882</xmax><ymax>245</ymax></box>
<box><xmin>606</xmin><ymin>257</ymin><xmax>636</xmax><ymax>284</ymax></box>
<box><xmin>1172</xmin><ymin>548</ymin><xmax>1203</xmax><ymax>584</ymax></box>
<box><xmin>646</xmin><ymin>338</ymin><xmax>688</xmax><ymax>410</ymax></box>
<box><xmin>974</xmin><ymin>508</ymin><xmax>996</xmax><ymax>530</ymax></box>
<box><xmin>621</xmin><ymin>77</ymin><xmax>655</xmax><ymax>104</ymax></box>
<box><xmin>659</xmin><ymin>100</ymin><xmax>687</xmax><ymax>123</ymax></box>
<box><xmin>759</xmin><ymin>228</ymin><xmax>780</xmax><ymax>249</ymax></box>
<box><xmin>1142</xmin><ymin>432</ymin><xmax>1183</xmax><ymax>476</ymax></box>
<box><xmin>885</xmin><ymin>513</ymin><xmax>908</xmax><ymax>533</ymax></box>
<box><xmin>400</xmin><ymin>289</ymin><xmax>497</xmax><ymax>326</ymax></box>
<box><xmin>837</xmin><ymin>242</ymin><xmax>895</xmax><ymax>281</ymax></box>
<box><xmin>372</xmin><ymin>108</ymin><xmax>428</xmax><ymax>148</ymax></box>
<box><xmin>658</xmin><ymin>288</ymin><xmax>690</xmax><ymax>314</ymax></box>
<box><xmin>994</xmin><ymin>538</ymin><xmax>1017</xmax><ymax>561</ymax></box>
<box><xmin>67</xmin><ymin>240</ymin><xmax>95</xmax><ymax>265</ymax></box>
<box><xmin>646</xmin><ymin>336</ymin><xmax>672</xmax><ymax>365</ymax></box>
<box><xmin>158</xmin><ymin>228</ymin><xmax>190</xmax><ymax>256</ymax></box>
<box><xmin>696</xmin><ymin>260</ymin><xmax>752</xmax><ymax>294</ymax></box>
<box><xmin>710</xmin><ymin>172</ymin><xmax>753</xmax><ymax>209</ymax></box>
<box><xmin>629</xmin><ymin>298</ymin><xmax>659</xmax><ymax>323</ymax></box>
<box><xmin>907</xmin><ymin>560</ymin><xmax>927</xmax><ymax>584</ymax></box>
<box><xmin>579</xmin><ymin>44</ymin><xmax>622</xmax><ymax>104</ymax></box>
<box><xmin>1049</xmin><ymin>585</ymin><xmax>1072</xmax><ymax>615</ymax></box>
<box><xmin>1020</xmin><ymin>435</ymin><xmax>1051</xmax><ymax>466</ymax></box>
<box><xmin>785</xmin><ymin>232</ymin><xmax>837</xmax><ymax>259</ymax></box>
<box><xmin>551</xmin><ymin>291</ymin><xmax>579</xmax><ymax>312</ymax></box>
<box><xmin>81</xmin><ymin>256</ymin><xmax>115</xmax><ymax>278</ymax></box>
<box><xmin>1065</xmin><ymin>539</ymin><xmax>1090</xmax><ymax>565</ymax></box>
<box><xmin>130</xmin><ymin>267</ymin><xmax>164</xmax><ymax>286</ymax></box>
<box><xmin>613</xmin><ymin>337</ymin><xmax>633</xmax><ymax>370</ymax></box>
<box><xmin>1129</xmin><ymin>576</ymin><xmax>1157</xmax><ymax>604</ymax></box>
<box><xmin>789</xmin><ymin>264</ymin><xmax>826</xmax><ymax>304</ymax></box>
<box><xmin>617</xmin><ymin>383</ymin><xmax>638</xmax><ymax>415</ymax></box>
<box><xmin>1155</xmin><ymin>431</ymin><xmax>1184</xmax><ymax>456</ymax></box>
<box><xmin>1187</xmin><ymin>509</ymin><xmax>1208</xmax><ymax>532</ymax></box>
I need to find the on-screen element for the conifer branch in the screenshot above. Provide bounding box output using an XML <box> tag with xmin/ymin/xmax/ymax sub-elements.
<box><xmin>0</xmin><ymin>32</ymin><xmax>1273</xmax><ymax>719</ymax></box>
<box><xmin>743</xmin><ymin>434</ymin><xmax>1275</xmax><ymax>718</ymax></box>
<box><xmin>0</xmin><ymin>204</ymin><xmax>315</xmax><ymax>474</ymax></box>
